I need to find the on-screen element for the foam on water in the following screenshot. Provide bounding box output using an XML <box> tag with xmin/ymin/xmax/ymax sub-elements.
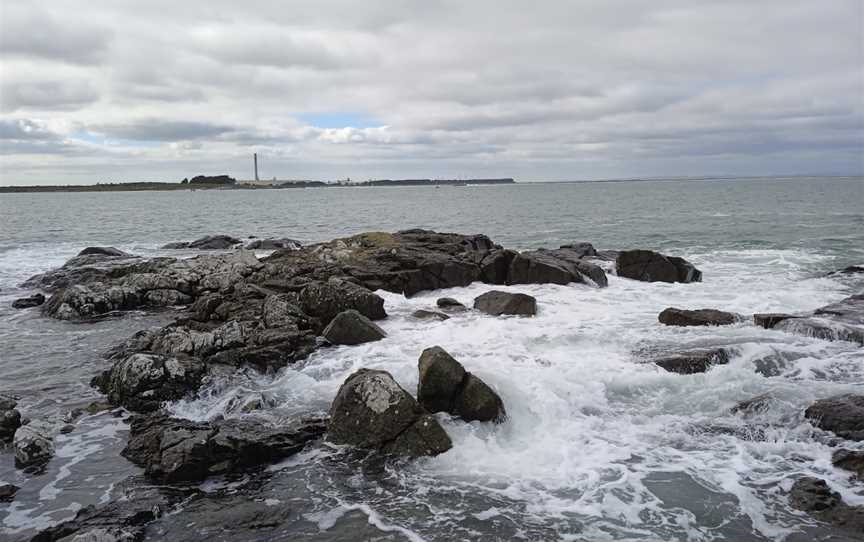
<box><xmin>164</xmin><ymin>248</ymin><xmax>864</xmax><ymax>540</ymax></box>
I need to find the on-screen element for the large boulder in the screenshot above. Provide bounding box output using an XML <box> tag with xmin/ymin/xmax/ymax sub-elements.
<box><xmin>162</xmin><ymin>235</ymin><xmax>241</xmax><ymax>250</ymax></box>
<box><xmin>91</xmin><ymin>353</ymin><xmax>208</xmax><ymax>412</ymax></box>
<box><xmin>14</xmin><ymin>420</ymin><xmax>55</xmax><ymax>468</ymax></box>
<box><xmin>658</xmin><ymin>308</ymin><xmax>737</xmax><ymax>326</ymax></box>
<box><xmin>788</xmin><ymin>477</ymin><xmax>864</xmax><ymax>533</ymax></box>
<box><xmin>322</xmin><ymin>310</ymin><xmax>387</xmax><ymax>345</ymax></box>
<box><xmin>418</xmin><ymin>346</ymin><xmax>506</xmax><ymax>423</ymax></box>
<box><xmin>508</xmin><ymin>249</ymin><xmax>607</xmax><ymax>287</ymax></box>
<box><xmin>12</xmin><ymin>293</ymin><xmax>45</xmax><ymax>309</ymax></box>
<box><xmin>474</xmin><ymin>290</ymin><xmax>537</xmax><ymax>316</ymax></box>
<box><xmin>0</xmin><ymin>395</ymin><xmax>21</xmax><ymax>442</ymax></box>
<box><xmin>652</xmin><ymin>348</ymin><xmax>731</xmax><ymax>374</ymax></box>
<box><xmin>327</xmin><ymin>369</ymin><xmax>452</xmax><ymax>457</ymax></box>
<box><xmin>805</xmin><ymin>394</ymin><xmax>864</xmax><ymax>441</ymax></box>
<box><xmin>616</xmin><ymin>250</ymin><xmax>702</xmax><ymax>283</ymax></box>
<box><xmin>299</xmin><ymin>278</ymin><xmax>387</xmax><ymax>326</ymax></box>
<box><xmin>122</xmin><ymin>414</ymin><xmax>327</xmax><ymax>483</ymax></box>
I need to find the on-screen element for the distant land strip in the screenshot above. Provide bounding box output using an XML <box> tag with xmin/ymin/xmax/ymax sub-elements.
<box><xmin>0</xmin><ymin>178</ymin><xmax>516</xmax><ymax>193</ymax></box>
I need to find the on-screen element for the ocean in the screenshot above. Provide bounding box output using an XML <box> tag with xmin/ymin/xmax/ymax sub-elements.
<box><xmin>1</xmin><ymin>176</ymin><xmax>863</xmax><ymax>541</ymax></box>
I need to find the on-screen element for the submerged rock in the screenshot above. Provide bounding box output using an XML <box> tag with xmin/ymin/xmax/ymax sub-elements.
<box><xmin>653</xmin><ymin>348</ymin><xmax>731</xmax><ymax>374</ymax></box>
<box><xmin>327</xmin><ymin>368</ymin><xmax>452</xmax><ymax>457</ymax></box>
<box><xmin>91</xmin><ymin>353</ymin><xmax>208</xmax><ymax>412</ymax></box>
<box><xmin>14</xmin><ymin>420</ymin><xmax>55</xmax><ymax>468</ymax></box>
<box><xmin>658</xmin><ymin>308</ymin><xmax>737</xmax><ymax>327</ymax></box>
<box><xmin>417</xmin><ymin>346</ymin><xmax>506</xmax><ymax>423</ymax></box>
<box><xmin>805</xmin><ymin>394</ymin><xmax>864</xmax><ymax>441</ymax></box>
<box><xmin>788</xmin><ymin>477</ymin><xmax>864</xmax><ymax>533</ymax></box>
<box><xmin>0</xmin><ymin>483</ymin><xmax>19</xmax><ymax>503</ymax></box>
<box><xmin>12</xmin><ymin>293</ymin><xmax>46</xmax><ymax>309</ymax></box>
<box><xmin>411</xmin><ymin>309</ymin><xmax>450</xmax><ymax>321</ymax></box>
<box><xmin>832</xmin><ymin>449</ymin><xmax>864</xmax><ymax>479</ymax></box>
<box><xmin>616</xmin><ymin>250</ymin><xmax>702</xmax><ymax>283</ymax></box>
<box><xmin>474</xmin><ymin>290</ymin><xmax>537</xmax><ymax>316</ymax></box>
<box><xmin>322</xmin><ymin>310</ymin><xmax>387</xmax><ymax>345</ymax></box>
<box><xmin>437</xmin><ymin>297</ymin><xmax>467</xmax><ymax>311</ymax></box>
<box><xmin>122</xmin><ymin>414</ymin><xmax>327</xmax><ymax>483</ymax></box>
<box><xmin>753</xmin><ymin>313</ymin><xmax>800</xmax><ymax>329</ymax></box>
<box><xmin>162</xmin><ymin>234</ymin><xmax>241</xmax><ymax>250</ymax></box>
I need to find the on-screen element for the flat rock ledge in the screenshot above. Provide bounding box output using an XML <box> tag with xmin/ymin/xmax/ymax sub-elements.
<box><xmin>658</xmin><ymin>307</ymin><xmax>738</xmax><ymax>327</ymax></box>
<box><xmin>327</xmin><ymin>369</ymin><xmax>452</xmax><ymax>458</ymax></box>
<box><xmin>417</xmin><ymin>346</ymin><xmax>506</xmax><ymax>423</ymax></box>
<box><xmin>652</xmin><ymin>348</ymin><xmax>731</xmax><ymax>374</ymax></box>
<box><xmin>474</xmin><ymin>290</ymin><xmax>537</xmax><ymax>316</ymax></box>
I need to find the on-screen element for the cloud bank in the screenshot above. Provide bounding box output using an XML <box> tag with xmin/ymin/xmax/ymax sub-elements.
<box><xmin>0</xmin><ymin>0</ymin><xmax>862</xmax><ymax>184</ymax></box>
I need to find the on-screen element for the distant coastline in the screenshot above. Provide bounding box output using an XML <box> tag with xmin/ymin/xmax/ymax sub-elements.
<box><xmin>0</xmin><ymin>178</ymin><xmax>516</xmax><ymax>193</ymax></box>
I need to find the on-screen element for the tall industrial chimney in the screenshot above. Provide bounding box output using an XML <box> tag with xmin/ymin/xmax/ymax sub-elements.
<box><xmin>254</xmin><ymin>153</ymin><xmax>259</xmax><ymax>181</ymax></box>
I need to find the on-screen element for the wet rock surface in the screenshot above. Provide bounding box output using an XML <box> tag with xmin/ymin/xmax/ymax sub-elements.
<box><xmin>658</xmin><ymin>307</ymin><xmax>737</xmax><ymax>326</ymax></box>
<box><xmin>0</xmin><ymin>394</ymin><xmax>22</xmax><ymax>442</ymax></box>
<box><xmin>122</xmin><ymin>414</ymin><xmax>327</xmax><ymax>483</ymax></box>
<box><xmin>652</xmin><ymin>348</ymin><xmax>731</xmax><ymax>374</ymax></box>
<box><xmin>322</xmin><ymin>309</ymin><xmax>387</xmax><ymax>345</ymax></box>
<box><xmin>508</xmin><ymin>249</ymin><xmax>608</xmax><ymax>287</ymax></box>
<box><xmin>753</xmin><ymin>313</ymin><xmax>800</xmax><ymax>329</ymax></box>
<box><xmin>417</xmin><ymin>346</ymin><xmax>506</xmax><ymax>422</ymax></box>
<box><xmin>299</xmin><ymin>278</ymin><xmax>387</xmax><ymax>326</ymax></box>
<box><xmin>788</xmin><ymin>477</ymin><xmax>864</xmax><ymax>533</ymax></box>
<box><xmin>327</xmin><ymin>368</ymin><xmax>452</xmax><ymax>457</ymax></box>
<box><xmin>832</xmin><ymin>449</ymin><xmax>864</xmax><ymax>478</ymax></box>
<box><xmin>437</xmin><ymin>297</ymin><xmax>467</xmax><ymax>311</ymax></box>
<box><xmin>616</xmin><ymin>250</ymin><xmax>702</xmax><ymax>283</ymax></box>
<box><xmin>411</xmin><ymin>309</ymin><xmax>450</xmax><ymax>320</ymax></box>
<box><xmin>244</xmin><ymin>238</ymin><xmax>302</xmax><ymax>250</ymax></box>
<box><xmin>774</xmin><ymin>294</ymin><xmax>864</xmax><ymax>345</ymax></box>
<box><xmin>474</xmin><ymin>290</ymin><xmax>537</xmax><ymax>316</ymax></box>
<box><xmin>12</xmin><ymin>293</ymin><xmax>45</xmax><ymax>309</ymax></box>
<box><xmin>805</xmin><ymin>394</ymin><xmax>864</xmax><ymax>441</ymax></box>
<box><xmin>0</xmin><ymin>483</ymin><xmax>19</xmax><ymax>502</ymax></box>
<box><xmin>14</xmin><ymin>419</ymin><xmax>56</xmax><ymax>468</ymax></box>
<box><xmin>162</xmin><ymin>234</ymin><xmax>242</xmax><ymax>250</ymax></box>
<box><xmin>77</xmin><ymin>247</ymin><xmax>132</xmax><ymax>258</ymax></box>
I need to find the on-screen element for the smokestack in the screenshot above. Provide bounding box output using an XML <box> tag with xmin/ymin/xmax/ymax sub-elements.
<box><xmin>254</xmin><ymin>153</ymin><xmax>259</xmax><ymax>181</ymax></box>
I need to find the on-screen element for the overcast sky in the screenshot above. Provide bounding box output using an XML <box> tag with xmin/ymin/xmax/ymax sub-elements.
<box><xmin>0</xmin><ymin>0</ymin><xmax>862</xmax><ymax>185</ymax></box>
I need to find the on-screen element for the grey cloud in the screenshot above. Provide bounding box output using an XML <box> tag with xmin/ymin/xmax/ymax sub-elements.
<box><xmin>92</xmin><ymin>120</ymin><xmax>235</xmax><ymax>141</ymax></box>
<box><xmin>0</xmin><ymin>6</ymin><xmax>112</xmax><ymax>65</ymax></box>
<box><xmin>0</xmin><ymin>80</ymin><xmax>100</xmax><ymax>112</ymax></box>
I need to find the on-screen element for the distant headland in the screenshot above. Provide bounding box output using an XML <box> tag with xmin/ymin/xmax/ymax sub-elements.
<box><xmin>0</xmin><ymin>176</ymin><xmax>516</xmax><ymax>193</ymax></box>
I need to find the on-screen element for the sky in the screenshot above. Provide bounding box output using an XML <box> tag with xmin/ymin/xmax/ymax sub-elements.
<box><xmin>0</xmin><ymin>0</ymin><xmax>862</xmax><ymax>185</ymax></box>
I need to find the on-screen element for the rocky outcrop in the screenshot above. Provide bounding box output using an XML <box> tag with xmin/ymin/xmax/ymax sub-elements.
<box><xmin>299</xmin><ymin>278</ymin><xmax>387</xmax><ymax>326</ymax></box>
<box><xmin>122</xmin><ymin>414</ymin><xmax>326</xmax><ymax>483</ymax></box>
<box><xmin>652</xmin><ymin>348</ymin><xmax>730</xmax><ymax>374</ymax></box>
<box><xmin>14</xmin><ymin>420</ymin><xmax>55</xmax><ymax>468</ymax></box>
<box><xmin>753</xmin><ymin>313</ymin><xmax>800</xmax><ymax>329</ymax></box>
<box><xmin>774</xmin><ymin>294</ymin><xmax>864</xmax><ymax>345</ymax></box>
<box><xmin>658</xmin><ymin>308</ymin><xmax>737</xmax><ymax>326</ymax></box>
<box><xmin>411</xmin><ymin>309</ymin><xmax>450</xmax><ymax>321</ymax></box>
<box><xmin>244</xmin><ymin>238</ymin><xmax>302</xmax><ymax>250</ymax></box>
<box><xmin>805</xmin><ymin>394</ymin><xmax>864</xmax><ymax>441</ymax></box>
<box><xmin>327</xmin><ymin>369</ymin><xmax>452</xmax><ymax>457</ymax></box>
<box><xmin>832</xmin><ymin>449</ymin><xmax>864</xmax><ymax>478</ymax></box>
<box><xmin>78</xmin><ymin>247</ymin><xmax>132</xmax><ymax>257</ymax></box>
<box><xmin>0</xmin><ymin>394</ymin><xmax>21</xmax><ymax>442</ymax></box>
<box><xmin>417</xmin><ymin>346</ymin><xmax>506</xmax><ymax>423</ymax></box>
<box><xmin>508</xmin><ymin>249</ymin><xmax>608</xmax><ymax>287</ymax></box>
<box><xmin>12</xmin><ymin>293</ymin><xmax>45</xmax><ymax>309</ymax></box>
<box><xmin>322</xmin><ymin>310</ymin><xmax>387</xmax><ymax>345</ymax></box>
<box><xmin>23</xmin><ymin>251</ymin><xmax>169</xmax><ymax>292</ymax></box>
<box><xmin>616</xmin><ymin>250</ymin><xmax>702</xmax><ymax>283</ymax></box>
<box><xmin>437</xmin><ymin>297</ymin><xmax>467</xmax><ymax>311</ymax></box>
<box><xmin>91</xmin><ymin>353</ymin><xmax>208</xmax><ymax>412</ymax></box>
<box><xmin>474</xmin><ymin>291</ymin><xmax>537</xmax><ymax>316</ymax></box>
<box><xmin>0</xmin><ymin>483</ymin><xmax>19</xmax><ymax>503</ymax></box>
<box><xmin>162</xmin><ymin>234</ymin><xmax>241</xmax><ymax>250</ymax></box>
<box><xmin>788</xmin><ymin>477</ymin><xmax>864</xmax><ymax>533</ymax></box>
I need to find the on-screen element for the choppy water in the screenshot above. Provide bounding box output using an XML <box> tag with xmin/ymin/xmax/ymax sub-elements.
<box><xmin>1</xmin><ymin>177</ymin><xmax>863</xmax><ymax>541</ymax></box>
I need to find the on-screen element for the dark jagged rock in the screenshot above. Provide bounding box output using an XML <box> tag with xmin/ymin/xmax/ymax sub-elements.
<box><xmin>788</xmin><ymin>477</ymin><xmax>864</xmax><ymax>533</ymax></box>
<box><xmin>478</xmin><ymin>249</ymin><xmax>517</xmax><ymax>284</ymax></box>
<box><xmin>91</xmin><ymin>353</ymin><xmax>208</xmax><ymax>412</ymax></box>
<box><xmin>244</xmin><ymin>238</ymin><xmax>302</xmax><ymax>250</ymax></box>
<box><xmin>23</xmin><ymin>252</ymin><xmax>169</xmax><ymax>292</ymax></box>
<box><xmin>616</xmin><ymin>250</ymin><xmax>702</xmax><ymax>283</ymax></box>
<box><xmin>122</xmin><ymin>414</ymin><xmax>327</xmax><ymax>483</ymax></box>
<box><xmin>730</xmin><ymin>393</ymin><xmax>775</xmax><ymax>415</ymax></box>
<box><xmin>261</xmin><ymin>293</ymin><xmax>306</xmax><ymax>328</ymax></box>
<box><xmin>0</xmin><ymin>483</ymin><xmax>19</xmax><ymax>503</ymax></box>
<box><xmin>753</xmin><ymin>313</ymin><xmax>800</xmax><ymax>329</ymax></box>
<box><xmin>12</xmin><ymin>293</ymin><xmax>45</xmax><ymax>309</ymax></box>
<box><xmin>437</xmin><ymin>297</ymin><xmax>467</xmax><ymax>311</ymax></box>
<box><xmin>411</xmin><ymin>309</ymin><xmax>450</xmax><ymax>321</ymax></box>
<box><xmin>658</xmin><ymin>307</ymin><xmax>737</xmax><ymax>327</ymax></box>
<box><xmin>327</xmin><ymin>368</ymin><xmax>452</xmax><ymax>457</ymax></box>
<box><xmin>28</xmin><ymin>484</ymin><xmax>170</xmax><ymax>542</ymax></box>
<box><xmin>417</xmin><ymin>346</ymin><xmax>506</xmax><ymax>423</ymax></box>
<box><xmin>1</xmin><ymin>395</ymin><xmax>21</xmax><ymax>442</ymax></box>
<box><xmin>805</xmin><ymin>394</ymin><xmax>864</xmax><ymax>441</ymax></box>
<box><xmin>559</xmin><ymin>242</ymin><xmax>597</xmax><ymax>258</ymax></box>
<box><xmin>78</xmin><ymin>246</ymin><xmax>132</xmax><ymax>257</ymax></box>
<box><xmin>833</xmin><ymin>449</ymin><xmax>864</xmax><ymax>478</ymax></box>
<box><xmin>653</xmin><ymin>348</ymin><xmax>731</xmax><ymax>374</ymax></box>
<box><xmin>508</xmin><ymin>249</ymin><xmax>608</xmax><ymax>287</ymax></box>
<box><xmin>162</xmin><ymin>234</ymin><xmax>241</xmax><ymax>250</ymax></box>
<box><xmin>14</xmin><ymin>420</ymin><xmax>55</xmax><ymax>468</ymax></box>
<box><xmin>299</xmin><ymin>278</ymin><xmax>386</xmax><ymax>326</ymax></box>
<box><xmin>474</xmin><ymin>290</ymin><xmax>537</xmax><ymax>316</ymax></box>
<box><xmin>322</xmin><ymin>310</ymin><xmax>387</xmax><ymax>345</ymax></box>
<box><xmin>774</xmin><ymin>294</ymin><xmax>864</xmax><ymax>345</ymax></box>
